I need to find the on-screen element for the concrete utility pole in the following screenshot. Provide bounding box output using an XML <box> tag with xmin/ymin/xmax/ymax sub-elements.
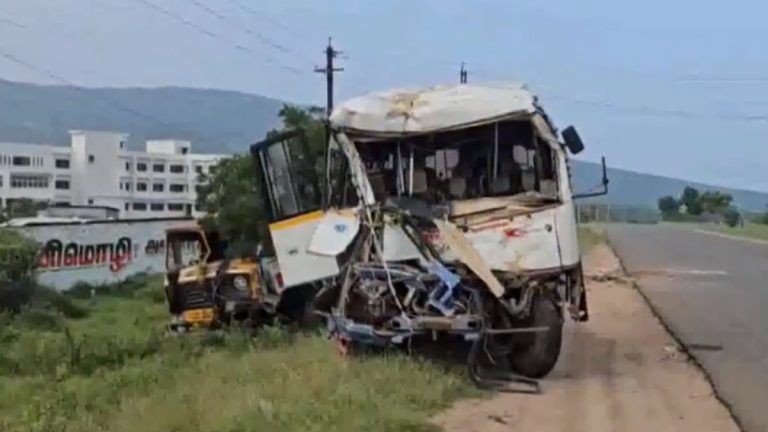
<box><xmin>314</xmin><ymin>37</ymin><xmax>344</xmax><ymax>117</ymax></box>
<box><xmin>460</xmin><ymin>62</ymin><xmax>468</xmax><ymax>84</ymax></box>
<box><xmin>315</xmin><ymin>37</ymin><xmax>344</xmax><ymax>209</ymax></box>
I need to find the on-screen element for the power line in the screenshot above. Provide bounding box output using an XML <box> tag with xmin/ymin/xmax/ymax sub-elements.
<box><xmin>0</xmin><ymin>16</ymin><xmax>25</xmax><ymax>28</ymax></box>
<box><xmin>0</xmin><ymin>48</ymin><xmax>175</xmax><ymax>127</ymax></box>
<box><xmin>223</xmin><ymin>0</ymin><xmax>297</xmax><ymax>36</ymax></box>
<box><xmin>187</xmin><ymin>0</ymin><xmax>289</xmax><ymax>54</ymax></box>
<box><xmin>544</xmin><ymin>93</ymin><xmax>768</xmax><ymax>123</ymax></box>
<box><xmin>129</xmin><ymin>0</ymin><xmax>302</xmax><ymax>74</ymax></box>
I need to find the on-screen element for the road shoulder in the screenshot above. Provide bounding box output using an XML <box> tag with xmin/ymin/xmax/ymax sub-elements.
<box><xmin>433</xmin><ymin>241</ymin><xmax>740</xmax><ymax>432</ymax></box>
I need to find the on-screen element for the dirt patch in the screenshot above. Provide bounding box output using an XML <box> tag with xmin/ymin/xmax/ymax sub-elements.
<box><xmin>433</xmin><ymin>243</ymin><xmax>740</xmax><ymax>432</ymax></box>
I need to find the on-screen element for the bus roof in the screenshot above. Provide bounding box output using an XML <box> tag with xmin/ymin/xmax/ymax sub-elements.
<box><xmin>329</xmin><ymin>82</ymin><xmax>538</xmax><ymax>137</ymax></box>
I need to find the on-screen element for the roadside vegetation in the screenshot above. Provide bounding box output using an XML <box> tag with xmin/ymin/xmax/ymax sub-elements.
<box><xmin>658</xmin><ymin>186</ymin><xmax>741</xmax><ymax>227</ymax></box>
<box><xmin>0</xmin><ymin>271</ymin><xmax>475</xmax><ymax>432</ymax></box>
<box><xmin>578</xmin><ymin>225</ymin><xmax>606</xmax><ymax>255</ymax></box>
<box><xmin>1</xmin><ymin>105</ymin><xmax>480</xmax><ymax>431</ymax></box>
<box><xmin>657</xmin><ymin>186</ymin><xmax>768</xmax><ymax>240</ymax></box>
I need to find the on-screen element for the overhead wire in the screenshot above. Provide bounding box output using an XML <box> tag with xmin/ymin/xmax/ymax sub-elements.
<box><xmin>224</xmin><ymin>0</ymin><xmax>296</xmax><ymax>35</ymax></box>
<box><xmin>468</xmin><ymin>70</ymin><xmax>768</xmax><ymax>123</ymax></box>
<box><xmin>0</xmin><ymin>16</ymin><xmax>25</xmax><ymax>28</ymax></box>
<box><xmin>129</xmin><ymin>0</ymin><xmax>302</xmax><ymax>74</ymax></box>
<box><xmin>186</xmin><ymin>0</ymin><xmax>289</xmax><ymax>54</ymax></box>
<box><xmin>9</xmin><ymin>3</ymin><xmax>764</xmax><ymax>123</ymax></box>
<box><xmin>542</xmin><ymin>93</ymin><xmax>768</xmax><ymax>123</ymax></box>
<box><xmin>0</xmin><ymin>48</ymin><xmax>175</xmax><ymax>128</ymax></box>
<box><xmin>0</xmin><ymin>44</ymin><xmax>233</xmax><ymax>146</ymax></box>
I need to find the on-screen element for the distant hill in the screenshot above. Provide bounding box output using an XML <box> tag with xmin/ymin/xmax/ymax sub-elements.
<box><xmin>0</xmin><ymin>79</ymin><xmax>285</xmax><ymax>153</ymax></box>
<box><xmin>571</xmin><ymin>160</ymin><xmax>768</xmax><ymax>212</ymax></box>
<box><xmin>2</xmin><ymin>79</ymin><xmax>767</xmax><ymax>211</ymax></box>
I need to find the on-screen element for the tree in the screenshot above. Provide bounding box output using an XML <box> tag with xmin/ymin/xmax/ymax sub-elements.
<box><xmin>5</xmin><ymin>198</ymin><xmax>46</xmax><ymax>220</ymax></box>
<box><xmin>196</xmin><ymin>104</ymin><xmax>326</xmax><ymax>252</ymax></box>
<box><xmin>657</xmin><ymin>195</ymin><xmax>680</xmax><ymax>217</ymax></box>
<box><xmin>699</xmin><ymin>191</ymin><xmax>733</xmax><ymax>215</ymax></box>
<box><xmin>195</xmin><ymin>155</ymin><xmax>265</xmax><ymax>255</ymax></box>
<box><xmin>680</xmin><ymin>186</ymin><xmax>702</xmax><ymax>215</ymax></box>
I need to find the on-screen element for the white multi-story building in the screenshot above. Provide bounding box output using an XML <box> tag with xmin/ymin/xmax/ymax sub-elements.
<box><xmin>0</xmin><ymin>131</ymin><xmax>226</xmax><ymax>218</ymax></box>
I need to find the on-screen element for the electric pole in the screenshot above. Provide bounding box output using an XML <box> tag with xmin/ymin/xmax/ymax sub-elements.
<box><xmin>314</xmin><ymin>37</ymin><xmax>344</xmax><ymax>117</ymax></box>
<box><xmin>315</xmin><ymin>37</ymin><xmax>344</xmax><ymax>208</ymax></box>
<box><xmin>460</xmin><ymin>62</ymin><xmax>468</xmax><ymax>84</ymax></box>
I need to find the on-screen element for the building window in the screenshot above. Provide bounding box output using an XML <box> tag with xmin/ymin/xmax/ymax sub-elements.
<box><xmin>124</xmin><ymin>203</ymin><xmax>129</xmax><ymax>210</ymax></box>
<box><xmin>153</xmin><ymin>163</ymin><xmax>165</xmax><ymax>173</ymax></box>
<box><xmin>195</xmin><ymin>165</ymin><xmax>204</xmax><ymax>175</ymax></box>
<box><xmin>12</xmin><ymin>156</ymin><xmax>31</xmax><ymax>166</ymax></box>
<box><xmin>0</xmin><ymin>175</ymin><xmax>3</xmax><ymax>188</ymax></box>
<box><xmin>125</xmin><ymin>162</ymin><xmax>131</xmax><ymax>171</ymax></box>
<box><xmin>88</xmin><ymin>154</ymin><xmax>95</xmax><ymax>163</ymax></box>
<box><xmin>55</xmin><ymin>180</ymin><xmax>70</xmax><ymax>190</ymax></box>
<box><xmin>133</xmin><ymin>202</ymin><xmax>147</xmax><ymax>211</ymax></box>
<box><xmin>182</xmin><ymin>148</ymin><xmax>189</xmax><ymax>155</ymax></box>
<box><xmin>169</xmin><ymin>164</ymin><xmax>185</xmax><ymax>174</ymax></box>
<box><xmin>152</xmin><ymin>183</ymin><xmax>164</xmax><ymax>192</ymax></box>
<box><xmin>137</xmin><ymin>162</ymin><xmax>147</xmax><ymax>172</ymax></box>
<box><xmin>137</xmin><ymin>182</ymin><xmax>147</xmax><ymax>192</ymax></box>
<box><xmin>55</xmin><ymin>159</ymin><xmax>70</xmax><ymax>169</ymax></box>
<box><xmin>88</xmin><ymin>199</ymin><xmax>94</xmax><ymax>205</ymax></box>
<box><xmin>124</xmin><ymin>182</ymin><xmax>132</xmax><ymax>191</ymax></box>
<box><xmin>169</xmin><ymin>183</ymin><xmax>186</xmax><ymax>193</ymax></box>
<box><xmin>167</xmin><ymin>203</ymin><xmax>184</xmax><ymax>211</ymax></box>
<box><xmin>119</xmin><ymin>141</ymin><xmax>126</xmax><ymax>149</ymax></box>
<box><xmin>150</xmin><ymin>203</ymin><xmax>164</xmax><ymax>211</ymax></box>
<box><xmin>10</xmin><ymin>175</ymin><xmax>49</xmax><ymax>189</ymax></box>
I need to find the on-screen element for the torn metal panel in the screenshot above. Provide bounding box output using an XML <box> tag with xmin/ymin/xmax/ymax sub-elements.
<box><xmin>307</xmin><ymin>209</ymin><xmax>360</xmax><ymax>257</ymax></box>
<box><xmin>334</xmin><ymin>133</ymin><xmax>376</xmax><ymax>205</ymax></box>
<box><xmin>531</xmin><ymin>113</ymin><xmax>559</xmax><ymax>147</ymax></box>
<box><xmin>382</xmin><ymin>223</ymin><xmax>424</xmax><ymax>262</ymax></box>
<box><xmin>461</xmin><ymin>208</ymin><xmax>562</xmax><ymax>272</ymax></box>
<box><xmin>432</xmin><ymin>218</ymin><xmax>505</xmax><ymax>298</ymax></box>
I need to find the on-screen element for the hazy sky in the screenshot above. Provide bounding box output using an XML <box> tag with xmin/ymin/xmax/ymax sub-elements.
<box><xmin>1</xmin><ymin>0</ymin><xmax>768</xmax><ymax>191</ymax></box>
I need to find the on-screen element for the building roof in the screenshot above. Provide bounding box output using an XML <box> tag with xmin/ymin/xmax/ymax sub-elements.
<box><xmin>329</xmin><ymin>82</ymin><xmax>537</xmax><ymax>136</ymax></box>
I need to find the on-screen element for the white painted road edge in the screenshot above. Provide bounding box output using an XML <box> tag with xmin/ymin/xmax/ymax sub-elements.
<box><xmin>693</xmin><ymin>228</ymin><xmax>768</xmax><ymax>246</ymax></box>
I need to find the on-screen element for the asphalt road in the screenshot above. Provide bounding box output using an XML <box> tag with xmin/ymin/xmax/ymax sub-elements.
<box><xmin>606</xmin><ymin>224</ymin><xmax>768</xmax><ymax>432</ymax></box>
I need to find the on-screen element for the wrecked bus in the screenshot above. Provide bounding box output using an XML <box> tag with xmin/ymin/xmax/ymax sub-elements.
<box><xmin>250</xmin><ymin>83</ymin><xmax>607</xmax><ymax>384</ymax></box>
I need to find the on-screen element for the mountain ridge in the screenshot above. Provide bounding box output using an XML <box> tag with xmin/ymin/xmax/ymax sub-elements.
<box><xmin>2</xmin><ymin>79</ymin><xmax>767</xmax><ymax>211</ymax></box>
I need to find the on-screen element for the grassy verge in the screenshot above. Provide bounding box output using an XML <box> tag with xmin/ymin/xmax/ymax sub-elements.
<box><xmin>578</xmin><ymin>224</ymin><xmax>606</xmax><ymax>254</ymax></box>
<box><xmin>673</xmin><ymin>222</ymin><xmax>768</xmax><ymax>242</ymax></box>
<box><xmin>0</xmin><ymin>274</ymin><xmax>475</xmax><ymax>432</ymax></box>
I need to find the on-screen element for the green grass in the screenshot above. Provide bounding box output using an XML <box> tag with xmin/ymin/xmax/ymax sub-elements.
<box><xmin>578</xmin><ymin>225</ymin><xmax>606</xmax><ymax>254</ymax></box>
<box><xmin>0</xmin><ymin>274</ymin><xmax>476</xmax><ymax>432</ymax></box>
<box><xmin>674</xmin><ymin>222</ymin><xmax>768</xmax><ymax>242</ymax></box>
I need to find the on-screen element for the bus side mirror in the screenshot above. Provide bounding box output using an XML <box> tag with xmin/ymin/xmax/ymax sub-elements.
<box><xmin>562</xmin><ymin>126</ymin><xmax>585</xmax><ymax>155</ymax></box>
<box><xmin>573</xmin><ymin>156</ymin><xmax>609</xmax><ymax>199</ymax></box>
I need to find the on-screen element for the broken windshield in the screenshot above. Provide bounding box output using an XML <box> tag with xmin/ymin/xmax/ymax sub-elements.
<box><xmin>352</xmin><ymin>119</ymin><xmax>559</xmax><ymax>215</ymax></box>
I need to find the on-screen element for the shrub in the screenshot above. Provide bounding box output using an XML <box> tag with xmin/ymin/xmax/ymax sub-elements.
<box><xmin>66</xmin><ymin>273</ymin><xmax>163</xmax><ymax>300</ymax></box>
<box><xmin>15</xmin><ymin>308</ymin><xmax>65</xmax><ymax>332</ymax></box>
<box><xmin>31</xmin><ymin>285</ymin><xmax>88</xmax><ymax>318</ymax></box>
<box><xmin>723</xmin><ymin>207</ymin><xmax>741</xmax><ymax>227</ymax></box>
<box><xmin>0</xmin><ymin>229</ymin><xmax>39</xmax><ymax>281</ymax></box>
